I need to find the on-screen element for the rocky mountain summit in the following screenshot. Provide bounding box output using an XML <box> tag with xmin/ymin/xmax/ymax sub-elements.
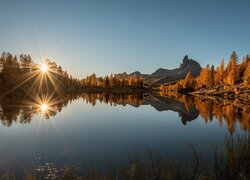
<box><xmin>119</xmin><ymin>55</ymin><xmax>202</xmax><ymax>85</ymax></box>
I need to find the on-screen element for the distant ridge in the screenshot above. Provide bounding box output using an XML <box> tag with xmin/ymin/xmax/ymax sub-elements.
<box><xmin>118</xmin><ymin>55</ymin><xmax>202</xmax><ymax>85</ymax></box>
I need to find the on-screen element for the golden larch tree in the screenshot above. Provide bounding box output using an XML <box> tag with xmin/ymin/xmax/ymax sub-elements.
<box><xmin>243</xmin><ymin>61</ymin><xmax>250</xmax><ymax>87</ymax></box>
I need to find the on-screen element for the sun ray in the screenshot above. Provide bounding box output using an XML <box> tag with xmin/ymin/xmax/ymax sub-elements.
<box><xmin>30</xmin><ymin>73</ymin><xmax>43</xmax><ymax>90</ymax></box>
<box><xmin>46</xmin><ymin>73</ymin><xmax>64</xmax><ymax>97</ymax></box>
<box><xmin>0</xmin><ymin>71</ymin><xmax>40</xmax><ymax>99</ymax></box>
<box><xmin>0</xmin><ymin>56</ymin><xmax>71</xmax><ymax>123</ymax></box>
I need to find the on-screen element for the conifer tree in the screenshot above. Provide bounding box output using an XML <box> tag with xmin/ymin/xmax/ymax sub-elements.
<box><xmin>243</xmin><ymin>61</ymin><xmax>250</xmax><ymax>87</ymax></box>
<box><xmin>217</xmin><ymin>59</ymin><xmax>224</xmax><ymax>84</ymax></box>
<box><xmin>210</xmin><ymin>65</ymin><xmax>215</xmax><ymax>87</ymax></box>
<box><xmin>226</xmin><ymin>51</ymin><xmax>238</xmax><ymax>85</ymax></box>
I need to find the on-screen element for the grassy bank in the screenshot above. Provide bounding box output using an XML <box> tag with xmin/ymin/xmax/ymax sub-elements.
<box><xmin>2</xmin><ymin>134</ymin><xmax>250</xmax><ymax>180</ymax></box>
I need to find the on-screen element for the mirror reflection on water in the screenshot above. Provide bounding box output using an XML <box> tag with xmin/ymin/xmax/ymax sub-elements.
<box><xmin>0</xmin><ymin>92</ymin><xmax>249</xmax><ymax>178</ymax></box>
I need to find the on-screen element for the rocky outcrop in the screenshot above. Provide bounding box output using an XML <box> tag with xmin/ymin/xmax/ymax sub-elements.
<box><xmin>178</xmin><ymin>55</ymin><xmax>201</xmax><ymax>77</ymax></box>
<box><xmin>148</xmin><ymin>55</ymin><xmax>202</xmax><ymax>85</ymax></box>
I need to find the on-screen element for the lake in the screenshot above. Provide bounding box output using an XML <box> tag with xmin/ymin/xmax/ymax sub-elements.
<box><xmin>0</xmin><ymin>93</ymin><xmax>249</xmax><ymax>178</ymax></box>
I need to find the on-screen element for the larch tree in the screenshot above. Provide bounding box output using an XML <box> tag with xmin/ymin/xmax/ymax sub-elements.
<box><xmin>226</xmin><ymin>51</ymin><xmax>238</xmax><ymax>86</ymax></box>
<box><xmin>105</xmin><ymin>76</ymin><xmax>110</xmax><ymax>88</ymax></box>
<box><xmin>138</xmin><ymin>76</ymin><xmax>144</xmax><ymax>88</ymax></box>
<box><xmin>218</xmin><ymin>59</ymin><xmax>225</xmax><ymax>84</ymax></box>
<box><xmin>183</xmin><ymin>71</ymin><xmax>195</xmax><ymax>89</ymax></box>
<box><xmin>215</xmin><ymin>67</ymin><xmax>220</xmax><ymax>85</ymax></box>
<box><xmin>204</xmin><ymin>64</ymin><xmax>210</xmax><ymax>87</ymax></box>
<box><xmin>90</xmin><ymin>73</ymin><xmax>97</xmax><ymax>86</ymax></box>
<box><xmin>227</xmin><ymin>65</ymin><xmax>237</xmax><ymax>86</ymax></box>
<box><xmin>121</xmin><ymin>73</ymin><xmax>126</xmax><ymax>87</ymax></box>
<box><xmin>112</xmin><ymin>74</ymin><xmax>119</xmax><ymax>87</ymax></box>
<box><xmin>210</xmin><ymin>65</ymin><xmax>215</xmax><ymax>87</ymax></box>
<box><xmin>239</xmin><ymin>55</ymin><xmax>250</xmax><ymax>79</ymax></box>
<box><xmin>196</xmin><ymin>64</ymin><xmax>210</xmax><ymax>88</ymax></box>
<box><xmin>243</xmin><ymin>61</ymin><xmax>250</xmax><ymax>87</ymax></box>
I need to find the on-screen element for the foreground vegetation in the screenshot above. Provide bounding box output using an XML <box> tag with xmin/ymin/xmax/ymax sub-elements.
<box><xmin>1</xmin><ymin>134</ymin><xmax>249</xmax><ymax>180</ymax></box>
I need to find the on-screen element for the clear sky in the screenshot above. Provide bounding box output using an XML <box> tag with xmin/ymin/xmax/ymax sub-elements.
<box><xmin>0</xmin><ymin>0</ymin><xmax>250</xmax><ymax>78</ymax></box>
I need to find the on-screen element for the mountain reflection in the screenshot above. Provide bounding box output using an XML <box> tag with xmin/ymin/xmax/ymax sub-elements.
<box><xmin>144</xmin><ymin>93</ymin><xmax>199</xmax><ymax>124</ymax></box>
<box><xmin>0</xmin><ymin>92</ymin><xmax>249</xmax><ymax>134</ymax></box>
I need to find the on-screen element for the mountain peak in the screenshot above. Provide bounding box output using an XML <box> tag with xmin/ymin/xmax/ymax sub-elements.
<box><xmin>118</xmin><ymin>55</ymin><xmax>202</xmax><ymax>85</ymax></box>
<box><xmin>180</xmin><ymin>55</ymin><xmax>200</xmax><ymax>69</ymax></box>
<box><xmin>147</xmin><ymin>55</ymin><xmax>202</xmax><ymax>85</ymax></box>
<box><xmin>129</xmin><ymin>71</ymin><xmax>141</xmax><ymax>76</ymax></box>
<box><xmin>183</xmin><ymin>55</ymin><xmax>189</xmax><ymax>62</ymax></box>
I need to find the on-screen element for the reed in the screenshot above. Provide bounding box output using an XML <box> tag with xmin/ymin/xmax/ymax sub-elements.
<box><xmin>3</xmin><ymin>134</ymin><xmax>250</xmax><ymax>180</ymax></box>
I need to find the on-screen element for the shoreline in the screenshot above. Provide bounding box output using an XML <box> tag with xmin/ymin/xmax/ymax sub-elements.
<box><xmin>189</xmin><ymin>85</ymin><xmax>250</xmax><ymax>99</ymax></box>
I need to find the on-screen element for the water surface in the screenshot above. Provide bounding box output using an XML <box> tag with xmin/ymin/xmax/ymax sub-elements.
<box><xmin>0</xmin><ymin>93</ymin><xmax>248</xmax><ymax>177</ymax></box>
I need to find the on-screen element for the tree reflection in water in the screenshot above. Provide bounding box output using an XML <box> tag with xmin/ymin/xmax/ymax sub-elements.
<box><xmin>0</xmin><ymin>92</ymin><xmax>249</xmax><ymax>134</ymax></box>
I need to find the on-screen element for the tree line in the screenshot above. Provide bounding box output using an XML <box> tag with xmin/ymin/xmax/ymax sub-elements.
<box><xmin>0</xmin><ymin>52</ymin><xmax>145</xmax><ymax>96</ymax></box>
<box><xmin>80</xmin><ymin>73</ymin><xmax>144</xmax><ymax>88</ymax></box>
<box><xmin>161</xmin><ymin>51</ymin><xmax>250</xmax><ymax>91</ymax></box>
<box><xmin>0</xmin><ymin>52</ymin><xmax>84</xmax><ymax>94</ymax></box>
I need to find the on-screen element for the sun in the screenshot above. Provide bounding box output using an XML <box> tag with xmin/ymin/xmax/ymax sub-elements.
<box><xmin>40</xmin><ymin>103</ymin><xmax>48</xmax><ymax>111</ymax></box>
<box><xmin>40</xmin><ymin>64</ymin><xmax>48</xmax><ymax>72</ymax></box>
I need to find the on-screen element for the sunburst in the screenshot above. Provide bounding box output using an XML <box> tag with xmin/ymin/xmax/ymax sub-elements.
<box><xmin>0</xmin><ymin>58</ymin><xmax>67</xmax><ymax>116</ymax></box>
<box><xmin>40</xmin><ymin>103</ymin><xmax>48</xmax><ymax>111</ymax></box>
<box><xmin>40</xmin><ymin>64</ymin><xmax>48</xmax><ymax>73</ymax></box>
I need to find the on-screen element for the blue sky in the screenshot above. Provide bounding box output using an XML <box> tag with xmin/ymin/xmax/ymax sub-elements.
<box><xmin>0</xmin><ymin>0</ymin><xmax>250</xmax><ymax>78</ymax></box>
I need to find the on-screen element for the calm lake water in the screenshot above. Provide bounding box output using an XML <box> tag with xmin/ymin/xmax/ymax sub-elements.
<box><xmin>0</xmin><ymin>93</ymin><xmax>248</xmax><ymax>177</ymax></box>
